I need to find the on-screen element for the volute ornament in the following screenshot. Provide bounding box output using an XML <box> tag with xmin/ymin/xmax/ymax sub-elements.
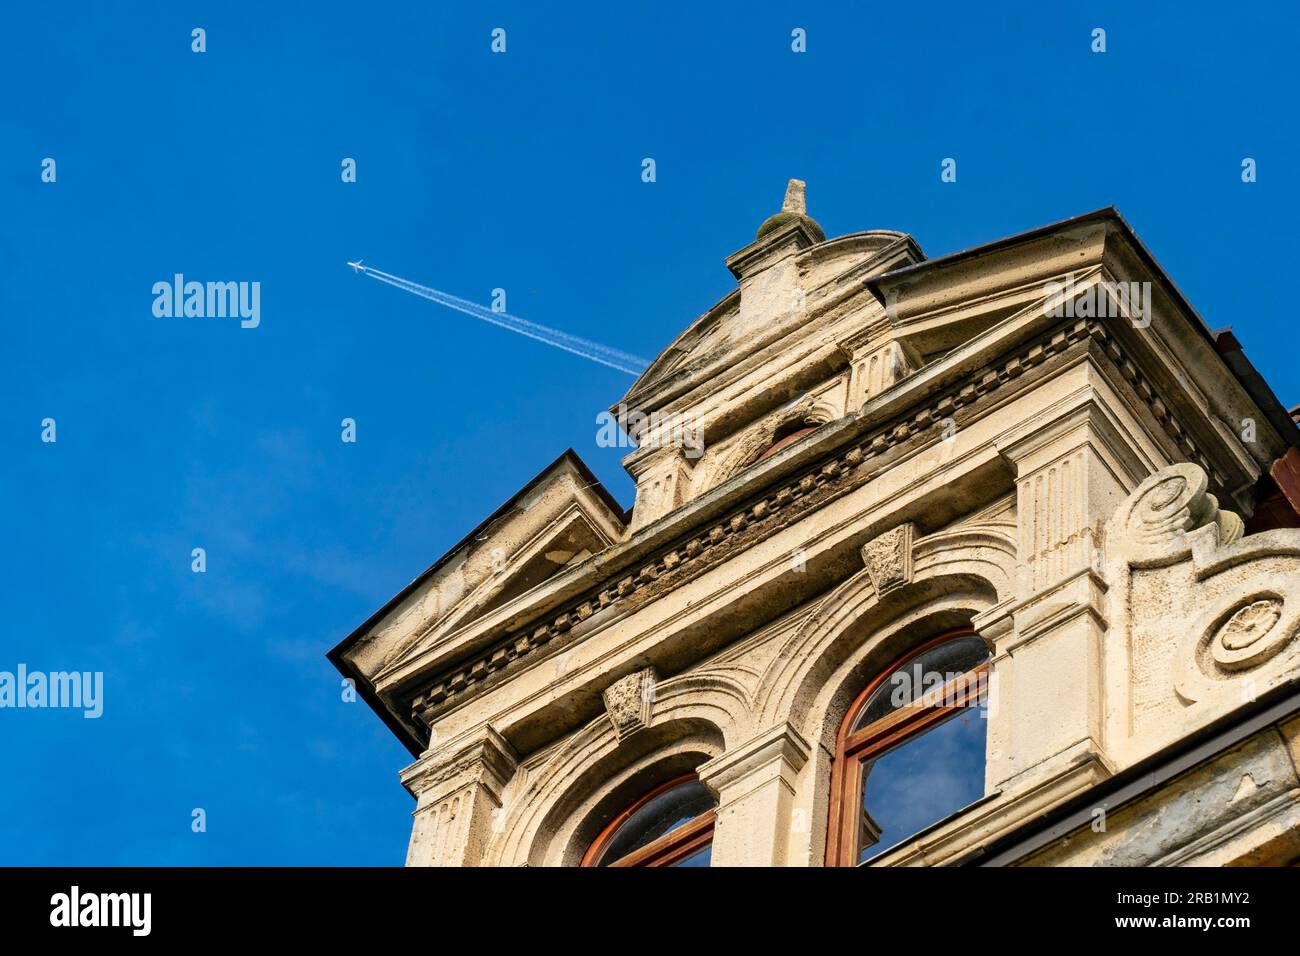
<box><xmin>1115</xmin><ymin>463</ymin><xmax>1242</xmax><ymax>559</ymax></box>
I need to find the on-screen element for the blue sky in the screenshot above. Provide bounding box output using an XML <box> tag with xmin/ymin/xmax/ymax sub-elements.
<box><xmin>2</xmin><ymin>2</ymin><xmax>1295</xmax><ymax>864</ymax></box>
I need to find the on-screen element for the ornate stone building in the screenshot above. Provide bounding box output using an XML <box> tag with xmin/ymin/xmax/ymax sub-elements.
<box><xmin>329</xmin><ymin>182</ymin><xmax>1300</xmax><ymax>866</ymax></box>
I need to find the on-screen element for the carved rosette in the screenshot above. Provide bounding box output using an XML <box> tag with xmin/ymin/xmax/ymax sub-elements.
<box><xmin>861</xmin><ymin>523</ymin><xmax>915</xmax><ymax>597</ymax></box>
<box><xmin>1176</xmin><ymin>590</ymin><xmax>1300</xmax><ymax>703</ymax></box>
<box><xmin>602</xmin><ymin>667</ymin><xmax>658</xmax><ymax>740</ymax></box>
<box><xmin>1211</xmin><ymin>598</ymin><xmax>1288</xmax><ymax>671</ymax></box>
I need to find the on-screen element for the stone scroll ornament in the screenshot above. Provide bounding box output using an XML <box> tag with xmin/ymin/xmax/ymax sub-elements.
<box><xmin>1115</xmin><ymin>462</ymin><xmax>1243</xmax><ymax>561</ymax></box>
<box><xmin>1113</xmin><ymin>463</ymin><xmax>1300</xmax><ymax>705</ymax></box>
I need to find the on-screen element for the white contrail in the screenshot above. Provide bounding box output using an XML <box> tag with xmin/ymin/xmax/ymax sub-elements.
<box><xmin>350</xmin><ymin>263</ymin><xmax>649</xmax><ymax>376</ymax></box>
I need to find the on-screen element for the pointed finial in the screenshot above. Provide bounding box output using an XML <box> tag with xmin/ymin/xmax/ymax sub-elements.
<box><xmin>782</xmin><ymin>179</ymin><xmax>807</xmax><ymax>215</ymax></box>
<box><xmin>753</xmin><ymin>178</ymin><xmax>823</xmax><ymax>243</ymax></box>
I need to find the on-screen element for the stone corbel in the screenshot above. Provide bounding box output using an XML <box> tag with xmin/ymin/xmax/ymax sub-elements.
<box><xmin>861</xmin><ymin>522</ymin><xmax>915</xmax><ymax>597</ymax></box>
<box><xmin>399</xmin><ymin>722</ymin><xmax>518</xmax><ymax>867</ymax></box>
<box><xmin>601</xmin><ymin>667</ymin><xmax>658</xmax><ymax>741</ymax></box>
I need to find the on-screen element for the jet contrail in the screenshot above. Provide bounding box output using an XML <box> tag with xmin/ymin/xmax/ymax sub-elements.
<box><xmin>347</xmin><ymin>261</ymin><xmax>649</xmax><ymax>376</ymax></box>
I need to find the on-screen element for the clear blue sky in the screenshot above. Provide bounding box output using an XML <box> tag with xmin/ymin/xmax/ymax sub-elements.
<box><xmin>2</xmin><ymin>2</ymin><xmax>1295</xmax><ymax>864</ymax></box>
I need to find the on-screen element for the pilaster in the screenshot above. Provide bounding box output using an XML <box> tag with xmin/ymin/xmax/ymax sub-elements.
<box><xmin>990</xmin><ymin>401</ymin><xmax>1137</xmax><ymax>794</ymax></box>
<box><xmin>697</xmin><ymin>723</ymin><xmax>810</xmax><ymax>867</ymax></box>
<box><xmin>399</xmin><ymin>722</ymin><xmax>517</xmax><ymax>867</ymax></box>
<box><xmin>625</xmin><ymin>444</ymin><xmax>695</xmax><ymax>533</ymax></box>
<box><xmin>839</xmin><ymin>327</ymin><xmax>918</xmax><ymax>410</ymax></box>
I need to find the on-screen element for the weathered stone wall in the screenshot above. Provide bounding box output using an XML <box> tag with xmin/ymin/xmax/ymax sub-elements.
<box><xmin>1026</xmin><ymin>717</ymin><xmax>1300</xmax><ymax>867</ymax></box>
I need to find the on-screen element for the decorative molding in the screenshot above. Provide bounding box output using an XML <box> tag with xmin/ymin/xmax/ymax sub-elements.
<box><xmin>1113</xmin><ymin>462</ymin><xmax>1242</xmax><ymax>565</ymax></box>
<box><xmin>400</xmin><ymin>722</ymin><xmax>518</xmax><ymax>801</ymax></box>
<box><xmin>405</xmin><ymin>317</ymin><xmax>1226</xmax><ymax>732</ymax></box>
<box><xmin>601</xmin><ymin>668</ymin><xmax>658</xmax><ymax>741</ymax></box>
<box><xmin>861</xmin><ymin>523</ymin><xmax>915</xmax><ymax>596</ymax></box>
<box><xmin>697</xmin><ymin>722</ymin><xmax>810</xmax><ymax>798</ymax></box>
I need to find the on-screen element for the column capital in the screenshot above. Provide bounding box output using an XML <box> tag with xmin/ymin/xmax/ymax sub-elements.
<box><xmin>698</xmin><ymin>722</ymin><xmax>810</xmax><ymax>798</ymax></box>
<box><xmin>697</xmin><ymin>722</ymin><xmax>811</xmax><ymax>866</ymax></box>
<box><xmin>399</xmin><ymin>722</ymin><xmax>518</xmax><ymax>867</ymax></box>
<box><xmin>970</xmin><ymin>601</ymin><xmax>1015</xmax><ymax>647</ymax></box>
<box><xmin>400</xmin><ymin>722</ymin><xmax>517</xmax><ymax>804</ymax></box>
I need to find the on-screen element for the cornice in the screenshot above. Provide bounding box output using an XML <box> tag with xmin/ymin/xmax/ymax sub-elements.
<box><xmin>388</xmin><ymin>311</ymin><xmax>1251</xmax><ymax>754</ymax></box>
<box><xmin>1085</xmin><ymin>320</ymin><xmax>1227</xmax><ymax>491</ymax></box>
<box><xmin>402</xmin><ymin>318</ymin><xmax>1113</xmax><ymax>736</ymax></box>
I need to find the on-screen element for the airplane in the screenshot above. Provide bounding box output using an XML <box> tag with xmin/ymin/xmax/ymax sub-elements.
<box><xmin>346</xmin><ymin>259</ymin><xmax>365</xmax><ymax>273</ymax></box>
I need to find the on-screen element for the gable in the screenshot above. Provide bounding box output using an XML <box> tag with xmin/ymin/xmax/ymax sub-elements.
<box><xmin>328</xmin><ymin>450</ymin><xmax>627</xmax><ymax>736</ymax></box>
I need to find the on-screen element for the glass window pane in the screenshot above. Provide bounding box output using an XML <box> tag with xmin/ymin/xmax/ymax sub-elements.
<box><xmin>853</xmin><ymin>635</ymin><xmax>989</xmax><ymax>731</ymax></box>
<box><xmin>670</xmin><ymin>844</ymin><xmax>712</xmax><ymax>867</ymax></box>
<box><xmin>858</xmin><ymin>702</ymin><xmax>988</xmax><ymax>864</ymax></box>
<box><xmin>596</xmin><ymin>779</ymin><xmax>715</xmax><ymax>866</ymax></box>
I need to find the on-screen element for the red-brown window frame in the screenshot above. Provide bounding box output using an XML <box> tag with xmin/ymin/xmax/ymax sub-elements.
<box><xmin>580</xmin><ymin>773</ymin><xmax>716</xmax><ymax>868</ymax></box>
<box><xmin>825</xmin><ymin>627</ymin><xmax>989</xmax><ymax>867</ymax></box>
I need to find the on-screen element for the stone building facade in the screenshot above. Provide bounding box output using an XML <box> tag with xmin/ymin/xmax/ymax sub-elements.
<box><xmin>329</xmin><ymin>182</ymin><xmax>1300</xmax><ymax>866</ymax></box>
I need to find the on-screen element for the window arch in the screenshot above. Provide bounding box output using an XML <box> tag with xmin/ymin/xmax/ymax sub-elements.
<box><xmin>826</xmin><ymin>628</ymin><xmax>991</xmax><ymax>866</ymax></box>
<box><xmin>580</xmin><ymin>773</ymin><xmax>716</xmax><ymax>867</ymax></box>
<box><xmin>755</xmin><ymin>421</ymin><xmax>820</xmax><ymax>464</ymax></box>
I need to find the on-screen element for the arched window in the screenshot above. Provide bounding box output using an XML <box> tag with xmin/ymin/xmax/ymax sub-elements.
<box><xmin>581</xmin><ymin>774</ymin><xmax>716</xmax><ymax>867</ymax></box>
<box><xmin>755</xmin><ymin>422</ymin><xmax>820</xmax><ymax>464</ymax></box>
<box><xmin>826</xmin><ymin>629</ymin><xmax>991</xmax><ymax>866</ymax></box>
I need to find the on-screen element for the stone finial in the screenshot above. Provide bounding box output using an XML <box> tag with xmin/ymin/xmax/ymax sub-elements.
<box><xmin>750</xmin><ymin>178</ymin><xmax>824</xmax><ymax>245</ymax></box>
<box><xmin>782</xmin><ymin>178</ymin><xmax>807</xmax><ymax>215</ymax></box>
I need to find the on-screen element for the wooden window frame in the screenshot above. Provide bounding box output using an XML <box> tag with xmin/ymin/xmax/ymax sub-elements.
<box><xmin>581</xmin><ymin>773</ymin><xmax>716</xmax><ymax>868</ymax></box>
<box><xmin>825</xmin><ymin>627</ymin><xmax>989</xmax><ymax>867</ymax></box>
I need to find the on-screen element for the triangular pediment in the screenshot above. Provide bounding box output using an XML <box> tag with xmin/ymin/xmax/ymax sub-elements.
<box><xmin>335</xmin><ymin>451</ymin><xmax>627</xmax><ymax>687</ymax></box>
<box><xmin>868</xmin><ymin>211</ymin><xmax>1119</xmax><ymax>365</ymax></box>
<box><xmin>443</xmin><ymin>502</ymin><xmax>614</xmax><ymax>628</ymax></box>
